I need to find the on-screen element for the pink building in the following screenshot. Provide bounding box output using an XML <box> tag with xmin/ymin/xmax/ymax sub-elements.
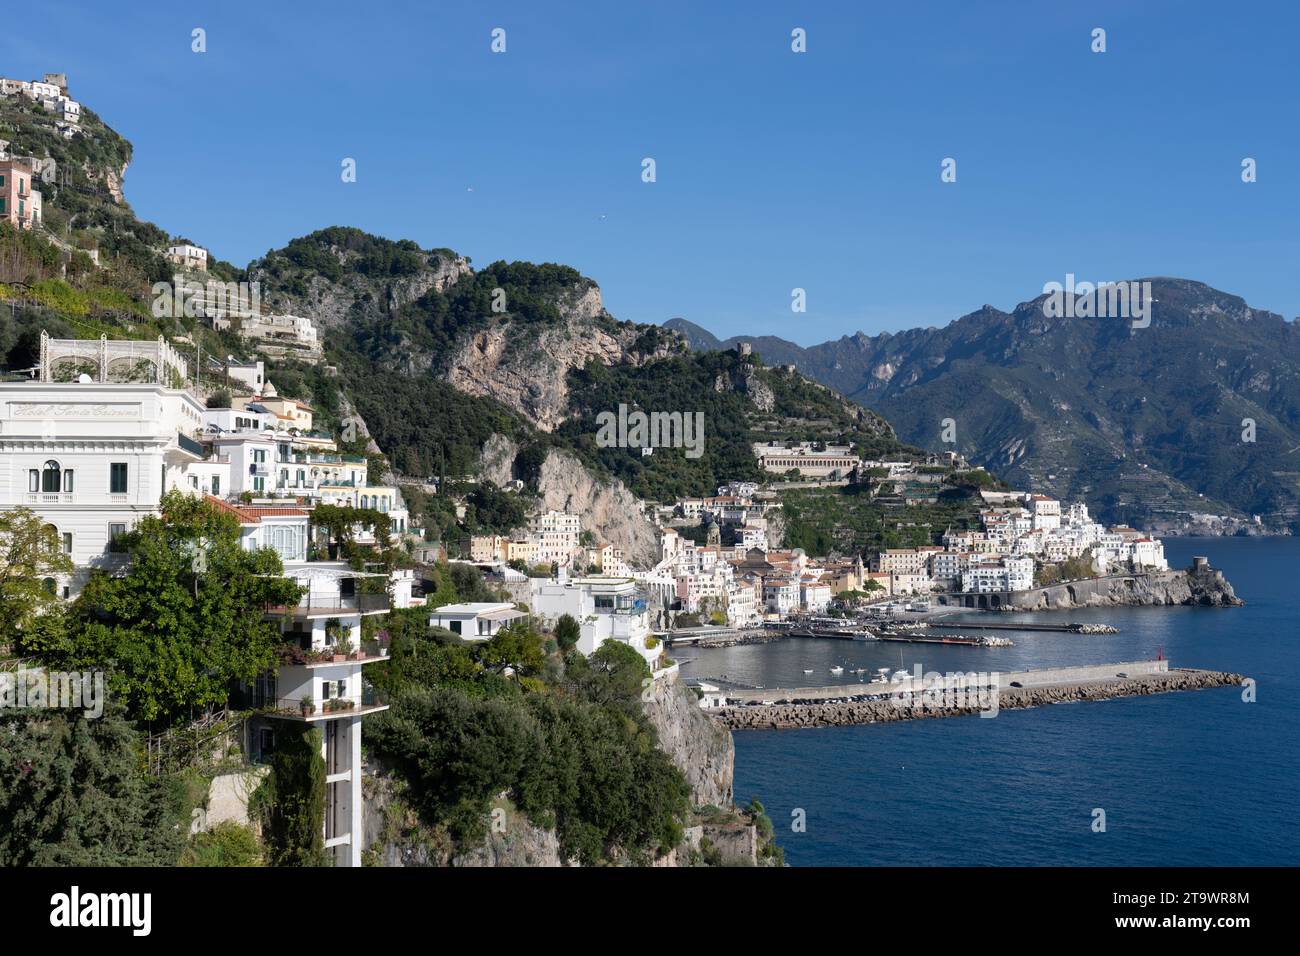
<box><xmin>0</xmin><ymin>158</ymin><xmax>42</xmax><ymax>229</ymax></box>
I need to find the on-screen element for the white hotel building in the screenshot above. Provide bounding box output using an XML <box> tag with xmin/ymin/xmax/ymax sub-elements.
<box><xmin>0</xmin><ymin>336</ymin><xmax>203</xmax><ymax>595</ymax></box>
<box><xmin>0</xmin><ymin>334</ymin><xmax>390</xmax><ymax>866</ymax></box>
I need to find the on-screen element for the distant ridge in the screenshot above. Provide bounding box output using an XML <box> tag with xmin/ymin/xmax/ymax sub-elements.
<box><xmin>664</xmin><ymin>280</ymin><xmax>1300</xmax><ymax>532</ymax></box>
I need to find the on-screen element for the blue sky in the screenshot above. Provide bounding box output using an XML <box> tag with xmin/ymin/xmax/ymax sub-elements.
<box><xmin>4</xmin><ymin>0</ymin><xmax>1296</xmax><ymax>343</ymax></box>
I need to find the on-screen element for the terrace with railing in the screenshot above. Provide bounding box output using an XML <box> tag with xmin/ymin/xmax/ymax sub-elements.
<box><xmin>264</xmin><ymin>592</ymin><xmax>390</xmax><ymax>617</ymax></box>
<box><xmin>39</xmin><ymin>330</ymin><xmax>189</xmax><ymax>385</ymax></box>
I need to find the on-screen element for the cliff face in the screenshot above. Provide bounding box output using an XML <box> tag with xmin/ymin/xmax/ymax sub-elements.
<box><xmin>446</xmin><ymin>282</ymin><xmax>679</xmax><ymax>432</ymax></box>
<box><xmin>642</xmin><ymin>676</ymin><xmax>734</xmax><ymax>808</ymax></box>
<box><xmin>250</xmin><ymin>249</ymin><xmax>470</xmax><ymax>329</ymax></box>
<box><xmin>1005</xmin><ymin>564</ymin><xmax>1243</xmax><ymax>610</ymax></box>
<box><xmin>362</xmin><ymin>765</ymin><xmax>567</xmax><ymax>867</ymax></box>
<box><xmin>535</xmin><ymin>448</ymin><xmax>661</xmax><ymax>566</ymax></box>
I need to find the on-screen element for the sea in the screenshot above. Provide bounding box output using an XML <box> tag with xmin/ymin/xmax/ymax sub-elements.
<box><xmin>676</xmin><ymin>537</ymin><xmax>1299</xmax><ymax>866</ymax></box>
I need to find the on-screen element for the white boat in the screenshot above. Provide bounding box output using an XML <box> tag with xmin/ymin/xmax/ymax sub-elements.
<box><xmin>829</xmin><ymin>665</ymin><xmax>844</xmax><ymax>675</ymax></box>
<box><xmin>803</xmin><ymin>668</ymin><xmax>814</xmax><ymax>674</ymax></box>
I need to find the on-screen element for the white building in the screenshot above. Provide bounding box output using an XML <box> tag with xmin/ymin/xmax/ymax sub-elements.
<box><xmin>429</xmin><ymin>602</ymin><xmax>525</xmax><ymax>640</ymax></box>
<box><xmin>530</xmin><ymin>509</ymin><xmax>580</xmax><ymax>566</ymax></box>
<box><xmin>961</xmin><ymin>556</ymin><xmax>1034</xmax><ymax>593</ymax></box>
<box><xmin>245</xmin><ymin>561</ymin><xmax>391</xmax><ymax>867</ymax></box>
<box><xmin>753</xmin><ymin>441</ymin><xmax>861</xmax><ymax>479</ymax></box>
<box><xmin>762</xmin><ymin>577</ymin><xmax>799</xmax><ymax>615</ymax></box>
<box><xmin>0</xmin><ymin>337</ymin><xmax>203</xmax><ymax>595</ymax></box>
<box><xmin>224</xmin><ymin>358</ymin><xmax>265</xmax><ymax>393</ymax></box>
<box><xmin>529</xmin><ymin>574</ymin><xmax>663</xmax><ymax>670</ymax></box>
<box><xmin>1028</xmin><ymin>494</ymin><xmax>1061</xmax><ymax>532</ymax></box>
<box><xmin>166</xmin><ymin>243</ymin><xmax>209</xmax><ymax>272</ymax></box>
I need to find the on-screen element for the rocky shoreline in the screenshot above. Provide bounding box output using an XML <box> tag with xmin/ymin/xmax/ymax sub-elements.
<box><xmin>997</xmin><ymin>561</ymin><xmax>1243</xmax><ymax>611</ymax></box>
<box><xmin>714</xmin><ymin>669</ymin><xmax>1246</xmax><ymax>731</ymax></box>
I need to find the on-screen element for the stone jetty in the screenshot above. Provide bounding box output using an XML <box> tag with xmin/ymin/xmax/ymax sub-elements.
<box><xmin>714</xmin><ymin>668</ymin><xmax>1246</xmax><ymax>731</ymax></box>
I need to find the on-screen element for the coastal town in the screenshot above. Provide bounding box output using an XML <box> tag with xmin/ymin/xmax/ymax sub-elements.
<box><xmin>0</xmin><ymin>61</ymin><xmax>1258</xmax><ymax>882</ymax></box>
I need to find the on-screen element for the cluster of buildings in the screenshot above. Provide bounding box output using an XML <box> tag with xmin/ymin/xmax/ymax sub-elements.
<box><xmin>1</xmin><ymin>73</ymin><xmax>81</xmax><ymax>139</ymax></box>
<box><xmin>751</xmin><ymin>441</ymin><xmax>969</xmax><ymax>484</ymax></box>
<box><xmin>0</xmin><ymin>332</ymin><xmax>423</xmax><ymax>867</ymax></box>
<box><xmin>161</xmin><ymin>241</ymin><xmax>322</xmax><ymax>356</ymax></box>
<box><xmin>872</xmin><ymin>491</ymin><xmax>1168</xmax><ymax>597</ymax></box>
<box><xmin>466</xmin><ymin>510</ymin><xmax>632</xmax><ymax>577</ymax></box>
<box><xmin>647</xmin><ymin>522</ymin><xmax>866</xmax><ymax>628</ymax></box>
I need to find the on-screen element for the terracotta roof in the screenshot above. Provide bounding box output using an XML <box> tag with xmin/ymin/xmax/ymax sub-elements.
<box><xmin>205</xmin><ymin>495</ymin><xmax>308</xmax><ymax>524</ymax></box>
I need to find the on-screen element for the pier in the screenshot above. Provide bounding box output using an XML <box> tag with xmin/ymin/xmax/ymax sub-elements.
<box><xmin>928</xmin><ymin>621</ymin><xmax>1118</xmax><ymax>633</ymax></box>
<box><xmin>712</xmin><ymin>661</ymin><xmax>1247</xmax><ymax>730</ymax></box>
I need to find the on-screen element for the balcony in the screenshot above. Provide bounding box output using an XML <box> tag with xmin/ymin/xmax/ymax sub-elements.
<box><xmin>25</xmin><ymin>493</ymin><xmax>73</xmax><ymax>505</ymax></box>
<box><xmin>176</xmin><ymin>433</ymin><xmax>205</xmax><ymax>457</ymax></box>
<box><xmin>264</xmin><ymin>593</ymin><xmax>391</xmax><ymax>617</ymax></box>
<box><xmin>249</xmin><ymin>690</ymin><xmax>390</xmax><ymax>722</ymax></box>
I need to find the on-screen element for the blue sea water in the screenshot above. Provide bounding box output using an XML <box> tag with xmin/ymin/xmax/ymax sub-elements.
<box><xmin>679</xmin><ymin>538</ymin><xmax>1300</xmax><ymax>866</ymax></box>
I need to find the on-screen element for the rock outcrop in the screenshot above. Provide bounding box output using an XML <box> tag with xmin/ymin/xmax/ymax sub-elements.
<box><xmin>361</xmin><ymin>675</ymin><xmax>752</xmax><ymax>867</ymax></box>
<box><xmin>642</xmin><ymin>675</ymin><xmax>734</xmax><ymax>808</ymax></box>
<box><xmin>445</xmin><ymin>282</ymin><xmax>679</xmax><ymax>432</ymax></box>
<box><xmin>362</xmin><ymin>765</ymin><xmax>567</xmax><ymax>867</ymax></box>
<box><xmin>535</xmin><ymin>448</ymin><xmax>660</xmax><ymax>566</ymax></box>
<box><xmin>250</xmin><ymin>248</ymin><xmax>470</xmax><ymax>330</ymax></box>
<box><xmin>1003</xmin><ymin>562</ymin><xmax>1242</xmax><ymax>610</ymax></box>
<box><xmin>477</xmin><ymin>432</ymin><xmax>519</xmax><ymax>488</ymax></box>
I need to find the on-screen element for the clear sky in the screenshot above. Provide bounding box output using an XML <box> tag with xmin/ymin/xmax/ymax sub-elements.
<box><xmin>4</xmin><ymin>0</ymin><xmax>1296</xmax><ymax>343</ymax></box>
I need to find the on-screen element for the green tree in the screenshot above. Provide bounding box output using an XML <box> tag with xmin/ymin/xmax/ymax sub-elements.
<box><xmin>53</xmin><ymin>492</ymin><xmax>303</xmax><ymax>725</ymax></box>
<box><xmin>0</xmin><ymin>706</ymin><xmax>184</xmax><ymax>866</ymax></box>
<box><xmin>553</xmin><ymin>614</ymin><xmax>580</xmax><ymax>652</ymax></box>
<box><xmin>476</xmin><ymin>622</ymin><xmax>545</xmax><ymax>675</ymax></box>
<box><xmin>180</xmin><ymin>821</ymin><xmax>264</xmax><ymax>867</ymax></box>
<box><xmin>0</xmin><ymin>507</ymin><xmax>73</xmax><ymax>646</ymax></box>
<box><xmin>257</xmin><ymin>726</ymin><xmax>327</xmax><ymax>867</ymax></box>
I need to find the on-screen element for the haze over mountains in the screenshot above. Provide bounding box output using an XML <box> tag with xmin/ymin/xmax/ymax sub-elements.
<box><xmin>666</xmin><ymin>279</ymin><xmax>1300</xmax><ymax>533</ymax></box>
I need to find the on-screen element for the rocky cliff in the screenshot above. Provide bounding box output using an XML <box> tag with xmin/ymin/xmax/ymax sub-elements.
<box><xmin>535</xmin><ymin>447</ymin><xmax>661</xmax><ymax>566</ymax></box>
<box><xmin>1004</xmin><ymin>563</ymin><xmax>1243</xmax><ymax>610</ymax></box>
<box><xmin>642</xmin><ymin>676</ymin><xmax>734</xmax><ymax>808</ymax></box>
<box><xmin>361</xmin><ymin>675</ymin><xmax>746</xmax><ymax>867</ymax></box>
<box><xmin>446</xmin><ymin>282</ymin><xmax>681</xmax><ymax>432</ymax></box>
<box><xmin>362</xmin><ymin>765</ymin><xmax>569</xmax><ymax>867</ymax></box>
<box><xmin>249</xmin><ymin>234</ymin><xmax>470</xmax><ymax>329</ymax></box>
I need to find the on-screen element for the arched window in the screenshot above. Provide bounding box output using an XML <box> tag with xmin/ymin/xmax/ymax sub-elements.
<box><xmin>42</xmin><ymin>577</ymin><xmax>56</xmax><ymax>595</ymax></box>
<box><xmin>42</xmin><ymin>460</ymin><xmax>62</xmax><ymax>493</ymax></box>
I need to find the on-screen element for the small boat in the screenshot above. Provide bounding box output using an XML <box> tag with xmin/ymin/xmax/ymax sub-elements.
<box><xmin>802</xmin><ymin>668</ymin><xmax>814</xmax><ymax>674</ymax></box>
<box><xmin>829</xmin><ymin>665</ymin><xmax>844</xmax><ymax>675</ymax></box>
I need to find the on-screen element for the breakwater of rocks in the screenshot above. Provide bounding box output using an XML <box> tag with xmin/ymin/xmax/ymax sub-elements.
<box><xmin>714</xmin><ymin>669</ymin><xmax>1246</xmax><ymax>731</ymax></box>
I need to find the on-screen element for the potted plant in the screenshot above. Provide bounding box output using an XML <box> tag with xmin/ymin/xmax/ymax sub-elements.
<box><xmin>300</xmin><ymin>695</ymin><xmax>315</xmax><ymax>717</ymax></box>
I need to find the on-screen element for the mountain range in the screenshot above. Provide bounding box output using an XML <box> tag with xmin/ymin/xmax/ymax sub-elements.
<box><xmin>666</xmin><ymin>280</ymin><xmax>1300</xmax><ymax>533</ymax></box>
